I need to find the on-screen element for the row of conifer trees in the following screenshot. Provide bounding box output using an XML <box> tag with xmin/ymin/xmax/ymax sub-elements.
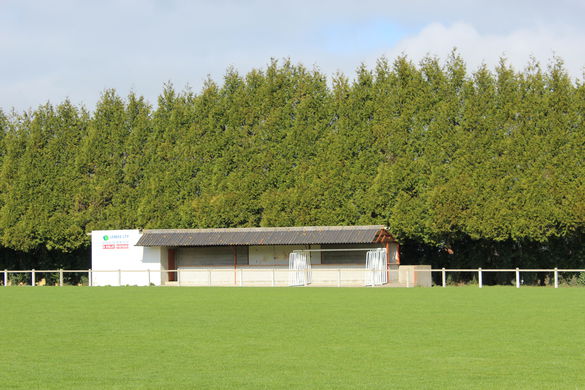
<box><xmin>0</xmin><ymin>55</ymin><xmax>583</xmax><ymax>271</ymax></box>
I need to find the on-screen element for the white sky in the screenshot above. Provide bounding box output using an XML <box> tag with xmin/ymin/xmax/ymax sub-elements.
<box><xmin>2</xmin><ymin>0</ymin><xmax>585</xmax><ymax>111</ymax></box>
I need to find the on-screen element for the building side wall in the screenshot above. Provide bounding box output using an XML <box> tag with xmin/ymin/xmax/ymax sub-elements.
<box><xmin>398</xmin><ymin>265</ymin><xmax>432</xmax><ymax>287</ymax></box>
<box><xmin>388</xmin><ymin>242</ymin><xmax>399</xmax><ymax>264</ymax></box>
<box><xmin>159</xmin><ymin>247</ymin><xmax>168</xmax><ymax>284</ymax></box>
<box><xmin>91</xmin><ymin>230</ymin><xmax>162</xmax><ymax>286</ymax></box>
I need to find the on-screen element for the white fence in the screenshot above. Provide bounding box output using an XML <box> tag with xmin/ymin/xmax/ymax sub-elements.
<box><xmin>1</xmin><ymin>267</ymin><xmax>584</xmax><ymax>288</ymax></box>
<box><xmin>433</xmin><ymin>267</ymin><xmax>585</xmax><ymax>288</ymax></box>
<box><xmin>1</xmin><ymin>267</ymin><xmax>370</xmax><ymax>287</ymax></box>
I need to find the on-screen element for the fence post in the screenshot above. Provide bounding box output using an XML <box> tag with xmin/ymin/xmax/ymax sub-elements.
<box><xmin>178</xmin><ymin>270</ymin><xmax>181</xmax><ymax>287</ymax></box>
<box><xmin>31</xmin><ymin>269</ymin><xmax>35</xmax><ymax>286</ymax></box>
<box><xmin>59</xmin><ymin>269</ymin><xmax>63</xmax><ymax>287</ymax></box>
<box><xmin>478</xmin><ymin>268</ymin><xmax>483</xmax><ymax>288</ymax></box>
<box><xmin>118</xmin><ymin>269</ymin><xmax>122</xmax><ymax>286</ymax></box>
<box><xmin>208</xmin><ymin>269</ymin><xmax>212</xmax><ymax>286</ymax></box>
<box><xmin>406</xmin><ymin>270</ymin><xmax>410</xmax><ymax>288</ymax></box>
<box><xmin>4</xmin><ymin>269</ymin><xmax>7</xmax><ymax>287</ymax></box>
<box><xmin>554</xmin><ymin>268</ymin><xmax>558</xmax><ymax>289</ymax></box>
<box><xmin>337</xmin><ymin>268</ymin><xmax>341</xmax><ymax>287</ymax></box>
<box><xmin>271</xmin><ymin>268</ymin><xmax>275</xmax><ymax>287</ymax></box>
<box><xmin>147</xmin><ymin>269</ymin><xmax>151</xmax><ymax>286</ymax></box>
<box><xmin>515</xmin><ymin>268</ymin><xmax>520</xmax><ymax>288</ymax></box>
<box><xmin>88</xmin><ymin>269</ymin><xmax>92</xmax><ymax>287</ymax></box>
<box><xmin>240</xmin><ymin>268</ymin><xmax>244</xmax><ymax>287</ymax></box>
<box><xmin>442</xmin><ymin>268</ymin><xmax>446</xmax><ymax>288</ymax></box>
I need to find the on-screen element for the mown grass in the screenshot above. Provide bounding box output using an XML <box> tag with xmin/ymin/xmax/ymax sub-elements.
<box><xmin>0</xmin><ymin>287</ymin><xmax>584</xmax><ymax>389</ymax></box>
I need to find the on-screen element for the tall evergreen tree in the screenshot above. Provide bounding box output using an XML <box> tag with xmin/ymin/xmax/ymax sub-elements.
<box><xmin>75</xmin><ymin>89</ymin><xmax>128</xmax><ymax>231</ymax></box>
<box><xmin>0</xmin><ymin>56</ymin><xmax>582</xmax><ymax>269</ymax></box>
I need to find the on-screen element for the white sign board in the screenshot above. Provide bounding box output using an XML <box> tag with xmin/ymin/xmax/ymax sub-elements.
<box><xmin>91</xmin><ymin>229</ymin><xmax>161</xmax><ymax>286</ymax></box>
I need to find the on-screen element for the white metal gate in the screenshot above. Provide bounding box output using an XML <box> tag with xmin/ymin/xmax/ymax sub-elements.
<box><xmin>365</xmin><ymin>248</ymin><xmax>387</xmax><ymax>286</ymax></box>
<box><xmin>288</xmin><ymin>251</ymin><xmax>311</xmax><ymax>286</ymax></box>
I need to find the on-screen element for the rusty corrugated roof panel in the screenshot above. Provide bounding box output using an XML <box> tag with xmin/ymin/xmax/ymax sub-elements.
<box><xmin>136</xmin><ymin>225</ymin><xmax>393</xmax><ymax>247</ymax></box>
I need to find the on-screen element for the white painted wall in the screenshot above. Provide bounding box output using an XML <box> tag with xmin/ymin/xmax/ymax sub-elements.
<box><xmin>91</xmin><ymin>230</ymin><xmax>162</xmax><ymax>286</ymax></box>
<box><xmin>177</xmin><ymin>267</ymin><xmax>236</xmax><ymax>285</ymax></box>
<box><xmin>159</xmin><ymin>246</ymin><xmax>168</xmax><ymax>284</ymax></box>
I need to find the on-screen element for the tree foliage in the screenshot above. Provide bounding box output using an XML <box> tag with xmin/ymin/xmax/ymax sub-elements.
<box><xmin>0</xmin><ymin>55</ymin><xmax>583</xmax><ymax>269</ymax></box>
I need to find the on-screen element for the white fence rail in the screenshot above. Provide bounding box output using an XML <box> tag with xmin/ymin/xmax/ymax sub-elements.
<box><xmin>1</xmin><ymin>267</ymin><xmax>584</xmax><ymax>288</ymax></box>
<box><xmin>433</xmin><ymin>267</ymin><xmax>585</xmax><ymax>288</ymax></box>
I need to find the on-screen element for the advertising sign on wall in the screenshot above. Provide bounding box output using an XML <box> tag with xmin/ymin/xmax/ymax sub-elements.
<box><xmin>101</xmin><ymin>232</ymin><xmax>131</xmax><ymax>250</ymax></box>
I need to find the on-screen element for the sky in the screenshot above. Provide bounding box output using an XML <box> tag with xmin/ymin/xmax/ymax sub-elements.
<box><xmin>2</xmin><ymin>0</ymin><xmax>585</xmax><ymax>112</ymax></box>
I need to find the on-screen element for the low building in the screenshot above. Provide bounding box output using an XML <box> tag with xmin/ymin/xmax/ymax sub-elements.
<box><xmin>91</xmin><ymin>226</ymin><xmax>431</xmax><ymax>287</ymax></box>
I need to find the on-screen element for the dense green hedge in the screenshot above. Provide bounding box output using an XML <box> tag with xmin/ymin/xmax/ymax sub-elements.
<box><xmin>0</xmin><ymin>55</ymin><xmax>583</xmax><ymax>269</ymax></box>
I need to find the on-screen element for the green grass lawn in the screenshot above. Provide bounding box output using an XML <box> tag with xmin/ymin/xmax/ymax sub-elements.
<box><xmin>1</xmin><ymin>287</ymin><xmax>584</xmax><ymax>389</ymax></box>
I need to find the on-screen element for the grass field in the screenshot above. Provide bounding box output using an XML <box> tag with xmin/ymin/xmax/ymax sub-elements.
<box><xmin>1</xmin><ymin>287</ymin><xmax>584</xmax><ymax>389</ymax></box>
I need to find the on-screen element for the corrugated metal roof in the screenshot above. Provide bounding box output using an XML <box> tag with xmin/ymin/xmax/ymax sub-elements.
<box><xmin>136</xmin><ymin>225</ymin><xmax>393</xmax><ymax>247</ymax></box>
